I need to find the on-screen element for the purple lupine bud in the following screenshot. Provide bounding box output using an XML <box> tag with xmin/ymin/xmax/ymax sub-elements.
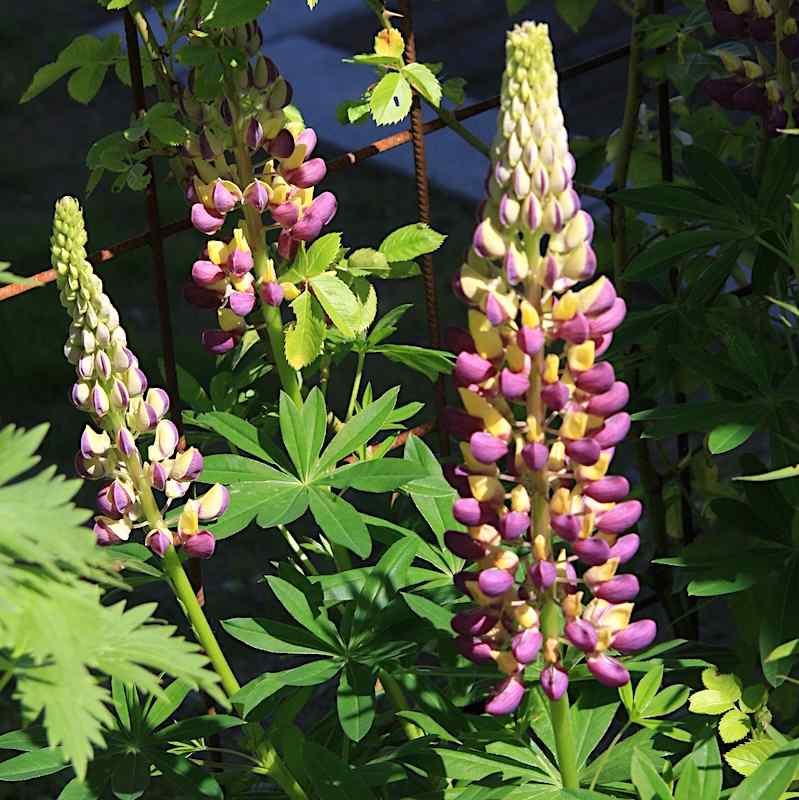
<box><xmin>702</xmin><ymin>76</ymin><xmax>740</xmax><ymax>108</ymax></box>
<box><xmin>94</xmin><ymin>516</ymin><xmax>128</xmax><ymax>545</ymax></box>
<box><xmin>285</xmin><ymin>158</ymin><xmax>327</xmax><ymax>189</ymax></box>
<box><xmin>733</xmin><ymin>83</ymin><xmax>768</xmax><ymax>113</ymax></box>
<box><xmin>78</xmin><ymin>355</ymin><xmax>94</xmax><ymax>379</ymax></box>
<box><xmin>260</xmin><ymin>281</ymin><xmax>285</xmax><ymax>307</ymax></box>
<box><xmin>182</xmin><ymin>531</ymin><xmax>216</xmax><ymax>559</ymax></box>
<box><xmin>229</xmin><ymin>247</ymin><xmax>254</xmax><ymax>276</ymax></box>
<box><xmin>455</xmin><ymin>635</ymin><xmax>495</xmax><ymax>664</ymax></box>
<box><xmin>81</xmin><ymin>426</ymin><xmax>111</xmax><ymax>458</ymax></box>
<box><xmin>565</xmin><ymin>619</ymin><xmax>598</xmax><ymax>652</ymax></box>
<box><xmin>588</xmin><ymin>298</ymin><xmax>627</xmax><ymax>337</ymax></box>
<box><xmin>503</xmin><ymin>245</ymin><xmax>526</xmax><ymax>285</ymax></box>
<box><xmin>573</xmin><ymin>537</ymin><xmax>611</xmax><ymax>566</ymax></box>
<box><xmin>272</xmin><ymin>202</ymin><xmax>300</xmax><ymax>228</ymax></box>
<box><xmin>278</xmin><ymin>232</ymin><xmax>297</xmax><ymax>259</ymax></box>
<box><xmin>117</xmin><ymin>426</ymin><xmax>136</xmax><ymax>458</ymax></box>
<box><xmin>479</xmin><ymin>568</ymin><xmax>515</xmax><ymax>597</ymax></box>
<box><xmin>444</xmin><ymin>463</ymin><xmax>471</xmax><ymax>495</ymax></box>
<box><xmin>110</xmin><ymin>378</ymin><xmax>130</xmax><ymax>411</ymax></box>
<box><xmin>192</xmin><ymin>260</ymin><xmax>225</xmax><ymax>286</ymax></box>
<box><xmin>71</xmin><ymin>382</ymin><xmax>90</xmax><ymax>409</ymax></box>
<box><xmin>212</xmin><ymin>181</ymin><xmax>238</xmax><ymax>214</ymax></box>
<box><xmin>557</xmin><ymin>313</ymin><xmax>589</xmax><ymax>344</ymax></box>
<box><xmin>246</xmin><ymin>118</ymin><xmax>264</xmax><ymax>149</ymax></box>
<box><xmin>452</xmin><ymin>609</ymin><xmax>497</xmax><ymax>636</ymax></box>
<box><xmin>228</xmin><ymin>290</ymin><xmax>256</xmax><ymax>317</ymax></box>
<box><xmin>111</xmin><ymin>480</ymin><xmax>133</xmax><ymax>515</ymax></box>
<box><xmin>499</xmin><ymin>511</ymin><xmax>530</xmax><ymax>540</ymax></box>
<box><xmin>202</xmin><ymin>329</ymin><xmax>238</xmax><ymax>354</ymax></box>
<box><xmin>441</xmin><ymin>407</ymin><xmax>483</xmax><ymax>441</ymax></box>
<box><xmin>575</xmin><ymin>362</ymin><xmax>615</xmax><ymax>394</ymax></box>
<box><xmin>454</xmin><ymin>570</ymin><xmax>479</xmax><ymax>596</ymax></box>
<box><xmin>291</xmin><ymin>193</ymin><xmax>337</xmax><ymax>241</ymax></box>
<box><xmin>253</xmin><ymin>55</ymin><xmax>278</xmax><ymax>88</ymax></box>
<box><xmin>444</xmin><ymin>530</ymin><xmax>487</xmax><ymax>560</ymax></box>
<box><xmin>521</xmin><ymin>442</ymin><xmax>549</xmax><ymax>471</ymax></box>
<box><xmin>146</xmin><ymin>388</ymin><xmax>170</xmax><ymax>419</ymax></box>
<box><xmin>597</xmin><ymin>500</ymin><xmax>642</xmax><ymax>534</ymax></box>
<box><xmin>565</xmin><ymin>438</ymin><xmax>601</xmax><ymax>466</ymax></box>
<box><xmin>311</xmin><ymin>191</ymin><xmax>338</xmax><ymax>225</ymax></box>
<box><xmin>268</xmin><ymin>129</ymin><xmax>296</xmax><ymax>159</ymax></box>
<box><xmin>541</xmin><ymin>665</ymin><xmax>569</xmax><ymax>701</ymax></box>
<box><xmin>584</xmin><ymin>476</ymin><xmax>630</xmax><ymax>503</ymax></box>
<box><xmin>551</xmin><ymin>514</ymin><xmax>580</xmax><ymax>542</ymax></box>
<box><xmin>219</xmin><ymin>98</ymin><xmax>233</xmax><ymax>126</ymax></box>
<box><xmin>612</xmin><ymin>619</ymin><xmax>657</xmax><ymax>654</ymax></box>
<box><xmin>96</xmin><ymin>484</ymin><xmax>117</xmax><ymax>518</ymax></box>
<box><xmin>530</xmin><ymin>560</ymin><xmax>557</xmax><ymax>590</ymax></box>
<box><xmin>455</xmin><ymin>351</ymin><xmax>494</xmax><ymax>384</ymax></box>
<box><xmin>499</xmin><ymin>193</ymin><xmax>520</xmax><ymax>227</ymax></box>
<box><xmin>609</xmin><ymin>533</ymin><xmax>640</xmax><ymax>564</ymax></box>
<box><xmin>171</xmin><ymin>447</ymin><xmax>204</xmax><ymax>481</ymax></box>
<box><xmin>94</xmin><ymin>351</ymin><xmax>112</xmax><ymax>381</ymax></box>
<box><xmin>91</xmin><ymin>385</ymin><xmax>110</xmax><ymax>417</ymax></box>
<box><xmin>470</xmin><ymin>432</ymin><xmax>509</xmax><ymax>463</ymax></box>
<box><xmin>592</xmin><ymin>412</ymin><xmax>631</xmax><ymax>449</ymax></box>
<box><xmin>512</xmin><ymin>628</ymin><xmax>543</xmax><ymax>664</ymax></box>
<box><xmin>244</xmin><ymin>180</ymin><xmax>269</xmax><ymax>212</ymax></box>
<box><xmin>184</xmin><ymin>283</ymin><xmax>223</xmax><ymax>309</ymax></box>
<box><xmin>517</xmin><ymin>325</ymin><xmax>544</xmax><ymax>356</ymax></box>
<box><xmin>191</xmin><ymin>203</ymin><xmax>225</xmax><ymax>235</ymax></box>
<box><xmin>587</xmin><ymin>382</ymin><xmax>629</xmax><ymax>417</ymax></box>
<box><xmin>485</xmin><ymin>294</ymin><xmax>507</xmax><ymax>326</ymax></box>
<box><xmin>197</xmin><ymin>484</ymin><xmax>230</xmax><ymax>520</ymax></box>
<box><xmin>150</xmin><ymin>460</ymin><xmax>168</xmax><ymax>492</ymax></box>
<box><xmin>541</xmin><ymin>381</ymin><xmax>569</xmax><ymax>410</ymax></box>
<box><xmin>453</xmin><ymin>497</ymin><xmax>484</xmax><ymax>526</ymax></box>
<box><xmin>445</xmin><ymin>326</ymin><xmax>476</xmax><ymax>354</ymax></box>
<box><xmin>126</xmin><ymin>367</ymin><xmax>148</xmax><ymax>397</ymax></box>
<box><xmin>149</xmin><ymin>419</ymin><xmax>179</xmax><ymax>462</ymax></box>
<box><xmin>485</xmin><ymin>676</ymin><xmax>525</xmax><ymax>716</ymax></box>
<box><xmin>587</xmin><ymin>654</ymin><xmax>630</xmax><ymax>688</ymax></box>
<box><xmin>500</xmin><ymin>368</ymin><xmax>530</xmax><ymax>399</ymax></box>
<box><xmin>146</xmin><ymin>528</ymin><xmax>173</xmax><ymax>558</ymax></box>
<box><xmin>562</xmin><ymin>560</ymin><xmax>578</xmax><ymax>594</ymax></box>
<box><xmin>596</xmin><ymin>574</ymin><xmax>640</xmax><ymax>603</ymax></box>
<box><xmin>111</xmin><ymin>343</ymin><xmax>132</xmax><ymax>372</ymax></box>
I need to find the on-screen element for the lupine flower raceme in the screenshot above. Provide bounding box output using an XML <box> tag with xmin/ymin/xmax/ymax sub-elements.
<box><xmin>52</xmin><ymin>197</ymin><xmax>229</xmax><ymax>559</ymax></box>
<box><xmin>444</xmin><ymin>23</ymin><xmax>656</xmax><ymax>716</ymax></box>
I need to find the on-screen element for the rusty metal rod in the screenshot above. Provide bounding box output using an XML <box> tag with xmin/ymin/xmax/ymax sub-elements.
<box><xmin>1</xmin><ymin>45</ymin><xmax>630</xmax><ymax>304</ymax></box>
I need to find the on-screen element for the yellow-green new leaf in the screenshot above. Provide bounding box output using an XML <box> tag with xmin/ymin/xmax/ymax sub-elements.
<box><xmin>719</xmin><ymin>709</ymin><xmax>751</xmax><ymax>744</ymax></box>
<box><xmin>310</xmin><ymin>272</ymin><xmax>362</xmax><ymax>338</ymax></box>
<box><xmin>285</xmin><ymin>290</ymin><xmax>325</xmax><ymax>369</ymax></box>
<box><xmin>370</xmin><ymin>73</ymin><xmax>412</xmax><ymax>126</ymax></box>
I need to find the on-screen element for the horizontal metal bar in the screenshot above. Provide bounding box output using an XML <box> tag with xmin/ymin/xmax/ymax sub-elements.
<box><xmin>0</xmin><ymin>45</ymin><xmax>629</xmax><ymax>304</ymax></box>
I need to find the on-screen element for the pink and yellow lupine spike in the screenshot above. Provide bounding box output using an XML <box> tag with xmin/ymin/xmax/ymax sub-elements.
<box><xmin>443</xmin><ymin>22</ymin><xmax>656</xmax><ymax>715</ymax></box>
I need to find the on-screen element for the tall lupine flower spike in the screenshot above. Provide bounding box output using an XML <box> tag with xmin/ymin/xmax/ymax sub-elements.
<box><xmin>444</xmin><ymin>23</ymin><xmax>656</xmax><ymax>717</ymax></box>
<box><xmin>52</xmin><ymin>197</ymin><xmax>228</xmax><ymax>558</ymax></box>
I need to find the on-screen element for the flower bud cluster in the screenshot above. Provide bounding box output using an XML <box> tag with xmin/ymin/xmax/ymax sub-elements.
<box><xmin>180</xmin><ymin>25</ymin><xmax>336</xmax><ymax>249</ymax></box>
<box><xmin>704</xmin><ymin>0</ymin><xmax>799</xmax><ymax>134</ymax></box>
<box><xmin>52</xmin><ymin>197</ymin><xmax>229</xmax><ymax>559</ymax></box>
<box><xmin>443</xmin><ymin>23</ymin><xmax>656</xmax><ymax>716</ymax></box>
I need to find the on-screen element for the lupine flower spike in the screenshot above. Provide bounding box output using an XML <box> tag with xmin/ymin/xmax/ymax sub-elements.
<box><xmin>52</xmin><ymin>197</ymin><xmax>228</xmax><ymax>558</ymax></box>
<box><xmin>444</xmin><ymin>23</ymin><xmax>656</xmax><ymax>715</ymax></box>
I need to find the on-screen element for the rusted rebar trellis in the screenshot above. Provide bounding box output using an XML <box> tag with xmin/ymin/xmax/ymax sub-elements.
<box><xmin>0</xmin><ymin>14</ymin><xmax>630</xmax><ymax>610</ymax></box>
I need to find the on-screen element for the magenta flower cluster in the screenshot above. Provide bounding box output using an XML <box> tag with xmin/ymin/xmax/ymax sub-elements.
<box><xmin>441</xmin><ymin>22</ymin><xmax>656</xmax><ymax>715</ymax></box>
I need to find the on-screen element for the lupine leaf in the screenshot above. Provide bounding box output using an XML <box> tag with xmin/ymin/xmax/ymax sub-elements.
<box><xmin>373</xmin><ymin>344</ymin><xmax>454</xmax><ymax>381</ymax></box>
<box><xmin>337</xmin><ymin>662</ymin><xmax>375</xmax><ymax>741</ymax></box>
<box><xmin>309</xmin><ymin>488</ymin><xmax>372</xmax><ymax>558</ymax></box>
<box><xmin>192</xmin><ymin>411</ymin><xmax>277</xmax><ymax>464</ymax></box>
<box><xmin>323</xmin><ymin>458</ymin><xmax>427</xmax><ymax>492</ymax></box>
<box><xmin>631</xmin><ymin>749</ymin><xmax>673</xmax><ymax>800</ymax></box>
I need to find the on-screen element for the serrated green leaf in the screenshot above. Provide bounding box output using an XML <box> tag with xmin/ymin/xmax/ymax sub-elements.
<box><xmin>285</xmin><ymin>290</ymin><xmax>325</xmax><ymax>369</ymax></box>
<box><xmin>370</xmin><ymin>73</ymin><xmax>412</xmax><ymax>125</ymax></box>
<box><xmin>728</xmin><ymin>739</ymin><xmax>799</xmax><ymax>798</ymax></box>
<box><xmin>402</xmin><ymin>62</ymin><xmax>442</xmax><ymax>107</ymax></box>
<box><xmin>719</xmin><ymin>709</ymin><xmax>750</xmax><ymax>744</ymax></box>
<box><xmin>725</xmin><ymin>738</ymin><xmax>778</xmax><ymax>777</ymax></box>
<box><xmin>379</xmin><ymin>223</ymin><xmax>446</xmax><ymax>261</ymax></box>
<box><xmin>306</xmin><ymin>232</ymin><xmax>343</xmax><ymax>276</ymax></box>
<box><xmin>689</xmin><ymin>689</ymin><xmax>737</xmax><ymax>715</ymax></box>
<box><xmin>310</xmin><ymin>272</ymin><xmax>362</xmax><ymax>338</ymax></box>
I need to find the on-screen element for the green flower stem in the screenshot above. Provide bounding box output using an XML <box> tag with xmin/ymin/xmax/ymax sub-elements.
<box><xmin>224</xmin><ymin>73</ymin><xmax>302</xmax><ymax>406</ymax></box>
<box><xmin>346</xmin><ymin>350</ymin><xmax>366</xmax><ymax>421</ymax></box>
<box><xmin>379</xmin><ymin>670</ymin><xmax>424</xmax><ymax>741</ymax></box>
<box><xmin>588</xmin><ymin>721</ymin><xmax>630</xmax><ymax>791</ymax></box>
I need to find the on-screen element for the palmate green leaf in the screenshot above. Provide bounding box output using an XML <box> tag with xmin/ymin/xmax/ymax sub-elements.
<box><xmin>285</xmin><ymin>290</ymin><xmax>326</xmax><ymax>369</ymax></box>
<box><xmin>624</xmin><ymin>228</ymin><xmax>747</xmax><ymax>281</ymax></box>
<box><xmin>315</xmin><ymin>387</ymin><xmax>399</xmax><ymax>474</ymax></box>
<box><xmin>379</xmin><ymin>223</ymin><xmax>446</xmax><ymax>261</ymax></box>
<box><xmin>323</xmin><ymin>458</ymin><xmax>427</xmax><ymax>492</ymax></box>
<box><xmin>221</xmin><ymin>617</ymin><xmax>337</xmax><ymax>656</ymax></box>
<box><xmin>631</xmin><ymin>749</ymin><xmax>673</xmax><ymax>800</ymax></box>
<box><xmin>110</xmin><ymin>750</ymin><xmax>149</xmax><ymax>800</ymax></box>
<box><xmin>279</xmin><ymin>389</ymin><xmax>326</xmax><ymax>479</ymax></box>
<box><xmin>302</xmin><ymin>741</ymin><xmax>377</xmax><ymax>800</ymax></box>
<box><xmin>149</xmin><ymin>751</ymin><xmax>222</xmax><ymax>798</ymax></box>
<box><xmin>675</xmin><ymin>760</ymin><xmax>701</xmax><ymax>800</ymax></box>
<box><xmin>402</xmin><ymin>62</ymin><xmax>442</xmax><ymax>106</ymax></box>
<box><xmin>683</xmin><ymin>145</ymin><xmax>751</xmax><ymax>216</ymax></box>
<box><xmin>687</xmin><ymin>735</ymin><xmax>723</xmax><ymax>800</ymax></box>
<box><xmin>337</xmin><ymin>662</ymin><xmax>375</xmax><ymax>741</ymax></box>
<box><xmin>0</xmin><ymin>749</ymin><xmax>67</xmax><ymax>781</ymax></box>
<box><xmin>191</xmin><ymin>411</ymin><xmax>277</xmax><ymax>464</ymax></box>
<box><xmin>265</xmin><ymin>575</ymin><xmax>341</xmax><ymax>649</ymax></box>
<box><xmin>309</xmin><ymin>487</ymin><xmax>372</xmax><ymax>558</ymax></box>
<box><xmin>570</xmin><ymin>686</ymin><xmax>619</xmax><ymax>769</ymax></box>
<box><xmin>612</xmin><ymin>185</ymin><xmax>735</xmax><ymax>222</ymax></box>
<box><xmin>373</xmin><ymin>343</ymin><xmax>455</xmax><ymax>381</ymax></box>
<box><xmin>370</xmin><ymin>72</ymin><xmax>412</xmax><ymax>125</ymax></box>
<box><xmin>310</xmin><ymin>272</ymin><xmax>363</xmax><ymax>338</ymax></box>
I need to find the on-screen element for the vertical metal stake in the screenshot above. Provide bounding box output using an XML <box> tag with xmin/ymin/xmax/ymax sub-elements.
<box><xmin>398</xmin><ymin>0</ymin><xmax>448</xmax><ymax>454</ymax></box>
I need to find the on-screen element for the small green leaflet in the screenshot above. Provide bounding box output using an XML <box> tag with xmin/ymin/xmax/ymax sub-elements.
<box><xmin>285</xmin><ymin>290</ymin><xmax>326</xmax><ymax>369</ymax></box>
<box><xmin>555</xmin><ymin>0</ymin><xmax>599</xmax><ymax>32</ymax></box>
<box><xmin>402</xmin><ymin>63</ymin><xmax>442</xmax><ymax>107</ymax></box>
<box><xmin>370</xmin><ymin>73</ymin><xmax>412</xmax><ymax>126</ymax></box>
<box><xmin>379</xmin><ymin>223</ymin><xmax>446</xmax><ymax>261</ymax></box>
<box><xmin>309</xmin><ymin>272</ymin><xmax>363</xmax><ymax>338</ymax></box>
<box><xmin>708</xmin><ymin>422</ymin><xmax>757</xmax><ymax>455</ymax></box>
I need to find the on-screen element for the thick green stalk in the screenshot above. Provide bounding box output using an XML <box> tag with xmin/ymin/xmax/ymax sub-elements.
<box><xmin>225</xmin><ymin>74</ymin><xmax>302</xmax><ymax>405</ymax></box>
<box><xmin>379</xmin><ymin>670</ymin><xmax>424</xmax><ymax>741</ymax></box>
